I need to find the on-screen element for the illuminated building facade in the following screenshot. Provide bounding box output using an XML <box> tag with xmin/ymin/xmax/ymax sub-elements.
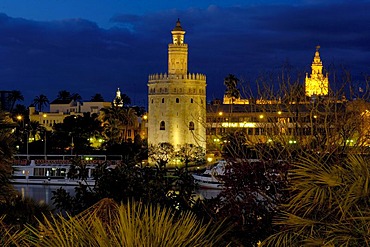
<box><xmin>305</xmin><ymin>46</ymin><xmax>329</xmax><ymax>97</ymax></box>
<box><xmin>148</xmin><ymin>19</ymin><xmax>207</xmax><ymax>149</ymax></box>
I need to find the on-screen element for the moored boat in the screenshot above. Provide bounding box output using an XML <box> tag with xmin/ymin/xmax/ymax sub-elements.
<box><xmin>192</xmin><ymin>160</ymin><xmax>226</xmax><ymax>189</ymax></box>
<box><xmin>11</xmin><ymin>155</ymin><xmax>121</xmax><ymax>186</ymax></box>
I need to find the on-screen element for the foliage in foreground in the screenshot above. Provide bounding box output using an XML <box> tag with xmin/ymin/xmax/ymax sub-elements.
<box><xmin>262</xmin><ymin>153</ymin><xmax>370</xmax><ymax>246</ymax></box>
<box><xmin>25</xmin><ymin>198</ymin><xmax>230</xmax><ymax>247</ymax></box>
<box><xmin>52</xmin><ymin>157</ymin><xmax>197</xmax><ymax>216</ymax></box>
<box><xmin>0</xmin><ymin>215</ymin><xmax>27</xmax><ymax>247</ymax></box>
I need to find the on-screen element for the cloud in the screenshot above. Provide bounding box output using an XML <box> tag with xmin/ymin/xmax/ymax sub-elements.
<box><xmin>0</xmin><ymin>1</ymin><xmax>369</xmax><ymax>106</ymax></box>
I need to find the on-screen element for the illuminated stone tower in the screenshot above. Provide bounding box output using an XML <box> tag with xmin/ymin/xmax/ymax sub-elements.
<box><xmin>148</xmin><ymin>19</ymin><xmax>207</xmax><ymax>150</ymax></box>
<box><xmin>305</xmin><ymin>46</ymin><xmax>329</xmax><ymax>97</ymax></box>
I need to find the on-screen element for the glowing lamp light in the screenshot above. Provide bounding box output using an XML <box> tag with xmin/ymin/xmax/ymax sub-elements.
<box><xmin>207</xmin><ymin>157</ymin><xmax>213</xmax><ymax>163</ymax></box>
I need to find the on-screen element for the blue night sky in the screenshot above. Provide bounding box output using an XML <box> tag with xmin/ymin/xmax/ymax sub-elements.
<box><xmin>0</xmin><ymin>0</ymin><xmax>369</xmax><ymax>107</ymax></box>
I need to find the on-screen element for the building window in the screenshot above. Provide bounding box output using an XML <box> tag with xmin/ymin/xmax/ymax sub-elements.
<box><xmin>127</xmin><ymin>130</ymin><xmax>131</xmax><ymax>137</ymax></box>
<box><xmin>189</xmin><ymin>121</ymin><xmax>195</xmax><ymax>130</ymax></box>
<box><xmin>162</xmin><ymin>98</ymin><xmax>165</xmax><ymax>103</ymax></box>
<box><xmin>190</xmin><ymin>98</ymin><xmax>193</xmax><ymax>103</ymax></box>
<box><xmin>176</xmin><ymin>98</ymin><xmax>179</xmax><ymax>103</ymax></box>
<box><xmin>151</xmin><ymin>99</ymin><xmax>154</xmax><ymax>103</ymax></box>
<box><xmin>160</xmin><ymin>121</ymin><xmax>165</xmax><ymax>130</ymax></box>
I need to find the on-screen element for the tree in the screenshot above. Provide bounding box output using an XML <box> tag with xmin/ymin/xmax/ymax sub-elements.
<box><xmin>7</xmin><ymin>90</ymin><xmax>24</xmax><ymax>112</ymax></box>
<box><xmin>175</xmin><ymin>144</ymin><xmax>205</xmax><ymax>171</ymax></box>
<box><xmin>90</xmin><ymin>93</ymin><xmax>104</xmax><ymax>102</ymax></box>
<box><xmin>12</xmin><ymin>104</ymin><xmax>28</xmax><ymax>118</ymax></box>
<box><xmin>51</xmin><ymin>113</ymin><xmax>103</xmax><ymax>154</ymax></box>
<box><xmin>25</xmin><ymin>199</ymin><xmax>230</xmax><ymax>246</ymax></box>
<box><xmin>0</xmin><ymin>110</ymin><xmax>17</xmax><ymax>201</ymax></box>
<box><xmin>33</xmin><ymin>94</ymin><xmax>49</xmax><ymax>112</ymax></box>
<box><xmin>148</xmin><ymin>143</ymin><xmax>175</xmax><ymax>168</ymax></box>
<box><xmin>56</xmin><ymin>90</ymin><xmax>72</xmax><ymax>101</ymax></box>
<box><xmin>262</xmin><ymin>153</ymin><xmax>370</xmax><ymax>246</ymax></box>
<box><xmin>122</xmin><ymin>107</ymin><xmax>138</xmax><ymax>142</ymax></box>
<box><xmin>71</xmin><ymin>93</ymin><xmax>82</xmax><ymax>102</ymax></box>
<box><xmin>224</xmin><ymin>74</ymin><xmax>240</xmax><ymax>100</ymax></box>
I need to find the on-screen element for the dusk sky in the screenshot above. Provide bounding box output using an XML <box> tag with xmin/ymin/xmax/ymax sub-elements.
<box><xmin>0</xmin><ymin>0</ymin><xmax>369</xmax><ymax>107</ymax></box>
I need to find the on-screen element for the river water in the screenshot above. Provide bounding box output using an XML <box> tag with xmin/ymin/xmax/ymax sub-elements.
<box><xmin>12</xmin><ymin>184</ymin><xmax>221</xmax><ymax>209</ymax></box>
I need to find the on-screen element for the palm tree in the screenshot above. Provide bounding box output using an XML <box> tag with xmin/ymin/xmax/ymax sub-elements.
<box><xmin>99</xmin><ymin>106</ymin><xmax>127</xmax><ymax>145</ymax></box>
<box><xmin>7</xmin><ymin>90</ymin><xmax>24</xmax><ymax>112</ymax></box>
<box><xmin>24</xmin><ymin>199</ymin><xmax>230</xmax><ymax>246</ymax></box>
<box><xmin>71</xmin><ymin>93</ymin><xmax>82</xmax><ymax>102</ymax></box>
<box><xmin>28</xmin><ymin>120</ymin><xmax>45</xmax><ymax>141</ymax></box>
<box><xmin>90</xmin><ymin>93</ymin><xmax>104</xmax><ymax>102</ymax></box>
<box><xmin>56</xmin><ymin>90</ymin><xmax>72</xmax><ymax>101</ymax></box>
<box><xmin>262</xmin><ymin>153</ymin><xmax>370</xmax><ymax>246</ymax></box>
<box><xmin>224</xmin><ymin>74</ymin><xmax>240</xmax><ymax>101</ymax></box>
<box><xmin>33</xmin><ymin>94</ymin><xmax>49</xmax><ymax>112</ymax></box>
<box><xmin>122</xmin><ymin>107</ymin><xmax>138</xmax><ymax>142</ymax></box>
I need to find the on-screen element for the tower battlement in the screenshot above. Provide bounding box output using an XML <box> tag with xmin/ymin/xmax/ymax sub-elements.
<box><xmin>148</xmin><ymin>73</ymin><xmax>206</xmax><ymax>81</ymax></box>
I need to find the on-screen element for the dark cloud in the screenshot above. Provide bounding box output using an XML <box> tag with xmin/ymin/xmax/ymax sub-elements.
<box><xmin>0</xmin><ymin>1</ymin><xmax>369</xmax><ymax>107</ymax></box>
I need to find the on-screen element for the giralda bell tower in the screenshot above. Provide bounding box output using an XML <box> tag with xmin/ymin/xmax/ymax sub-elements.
<box><xmin>148</xmin><ymin>19</ymin><xmax>207</xmax><ymax>150</ymax></box>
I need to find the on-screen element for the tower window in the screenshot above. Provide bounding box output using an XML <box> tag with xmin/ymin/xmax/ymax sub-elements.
<box><xmin>189</xmin><ymin>121</ymin><xmax>195</xmax><ymax>130</ymax></box>
<box><xmin>151</xmin><ymin>99</ymin><xmax>154</xmax><ymax>104</ymax></box>
<box><xmin>176</xmin><ymin>98</ymin><xmax>179</xmax><ymax>103</ymax></box>
<box><xmin>162</xmin><ymin>98</ymin><xmax>165</xmax><ymax>103</ymax></box>
<box><xmin>160</xmin><ymin>121</ymin><xmax>165</xmax><ymax>130</ymax></box>
<box><xmin>190</xmin><ymin>98</ymin><xmax>193</xmax><ymax>103</ymax></box>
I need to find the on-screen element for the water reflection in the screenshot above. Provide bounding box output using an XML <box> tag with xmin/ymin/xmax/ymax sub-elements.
<box><xmin>12</xmin><ymin>184</ymin><xmax>76</xmax><ymax>208</ymax></box>
<box><xmin>12</xmin><ymin>184</ymin><xmax>221</xmax><ymax>208</ymax></box>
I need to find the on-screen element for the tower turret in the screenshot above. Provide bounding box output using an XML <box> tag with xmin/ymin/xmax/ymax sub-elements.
<box><xmin>168</xmin><ymin>19</ymin><xmax>188</xmax><ymax>75</ymax></box>
<box><xmin>305</xmin><ymin>46</ymin><xmax>329</xmax><ymax>97</ymax></box>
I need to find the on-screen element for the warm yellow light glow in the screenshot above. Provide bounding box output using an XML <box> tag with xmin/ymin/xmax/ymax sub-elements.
<box><xmin>218</xmin><ymin>112</ymin><xmax>223</xmax><ymax>116</ymax></box>
<box><xmin>313</xmin><ymin>115</ymin><xmax>317</xmax><ymax>119</ymax></box>
<box><xmin>143</xmin><ymin>115</ymin><xmax>148</xmax><ymax>120</ymax></box>
<box><xmin>221</xmin><ymin>122</ymin><xmax>256</xmax><ymax>128</ymax></box>
<box><xmin>277</xmin><ymin>111</ymin><xmax>282</xmax><ymax>115</ymax></box>
<box><xmin>259</xmin><ymin>115</ymin><xmax>264</xmax><ymax>119</ymax></box>
<box><xmin>17</xmin><ymin>115</ymin><xmax>22</xmax><ymax>120</ymax></box>
<box><xmin>207</xmin><ymin>157</ymin><xmax>213</xmax><ymax>163</ymax></box>
<box><xmin>43</xmin><ymin>114</ymin><xmax>47</xmax><ymax>118</ymax></box>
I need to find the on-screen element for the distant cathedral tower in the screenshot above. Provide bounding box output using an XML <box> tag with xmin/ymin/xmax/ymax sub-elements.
<box><xmin>148</xmin><ymin>19</ymin><xmax>207</xmax><ymax>150</ymax></box>
<box><xmin>305</xmin><ymin>46</ymin><xmax>329</xmax><ymax>97</ymax></box>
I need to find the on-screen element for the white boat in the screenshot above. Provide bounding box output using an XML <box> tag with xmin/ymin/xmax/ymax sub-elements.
<box><xmin>11</xmin><ymin>155</ymin><xmax>121</xmax><ymax>186</ymax></box>
<box><xmin>192</xmin><ymin>159</ymin><xmax>265</xmax><ymax>189</ymax></box>
<box><xmin>192</xmin><ymin>160</ymin><xmax>227</xmax><ymax>189</ymax></box>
